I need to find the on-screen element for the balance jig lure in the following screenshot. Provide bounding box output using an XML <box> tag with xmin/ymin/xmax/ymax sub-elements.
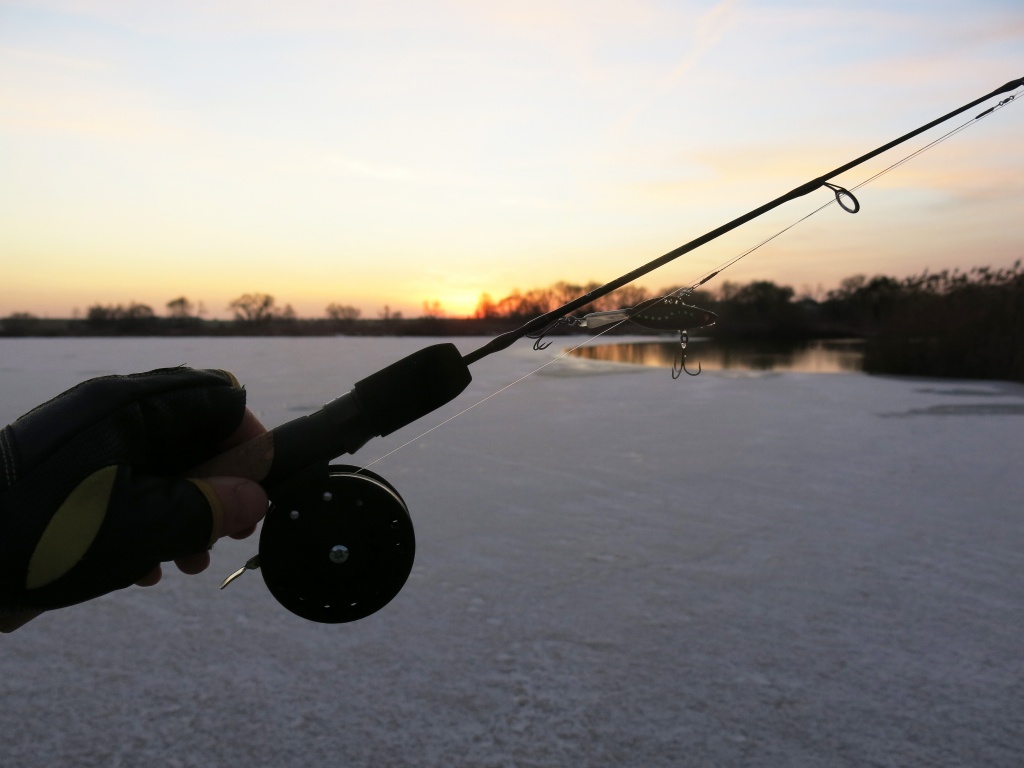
<box><xmin>199</xmin><ymin>76</ymin><xmax>1021</xmax><ymax>623</ymax></box>
<box><xmin>529</xmin><ymin>296</ymin><xmax>719</xmax><ymax>376</ymax></box>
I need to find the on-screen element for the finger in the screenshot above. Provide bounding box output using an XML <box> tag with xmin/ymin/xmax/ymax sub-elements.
<box><xmin>229</xmin><ymin>523</ymin><xmax>258</xmax><ymax>540</ymax></box>
<box><xmin>136</xmin><ymin>565</ymin><xmax>162</xmax><ymax>587</ymax></box>
<box><xmin>191</xmin><ymin>476</ymin><xmax>269</xmax><ymax>542</ymax></box>
<box><xmin>221</xmin><ymin>408</ymin><xmax>267</xmax><ymax>449</ymax></box>
<box><xmin>174</xmin><ymin>550</ymin><xmax>210</xmax><ymax>575</ymax></box>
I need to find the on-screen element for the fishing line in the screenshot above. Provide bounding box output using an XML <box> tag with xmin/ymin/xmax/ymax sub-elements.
<box><xmin>679</xmin><ymin>87</ymin><xmax>1022</xmax><ymax>296</ymax></box>
<box><xmin>360</xmin><ymin>85</ymin><xmax>1022</xmax><ymax>471</ymax></box>
<box><xmin>846</xmin><ymin>93</ymin><xmax>1018</xmax><ymax>193</ymax></box>
<box><xmin>212</xmin><ymin>77</ymin><xmax>1022</xmax><ymax>623</ymax></box>
<box><xmin>358</xmin><ymin>318</ymin><xmax>634</xmax><ymax>473</ymax></box>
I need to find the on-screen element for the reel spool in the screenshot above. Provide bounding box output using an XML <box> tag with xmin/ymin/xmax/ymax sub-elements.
<box><xmin>259</xmin><ymin>464</ymin><xmax>415</xmax><ymax>623</ymax></box>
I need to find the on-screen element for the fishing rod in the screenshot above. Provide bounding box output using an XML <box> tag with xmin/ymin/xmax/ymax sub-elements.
<box><xmin>464</xmin><ymin>75</ymin><xmax>1023</xmax><ymax>365</ymax></box>
<box><xmin>199</xmin><ymin>75</ymin><xmax>1022</xmax><ymax>624</ymax></box>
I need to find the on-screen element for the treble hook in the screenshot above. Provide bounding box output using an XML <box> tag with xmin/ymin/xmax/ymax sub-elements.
<box><xmin>672</xmin><ymin>330</ymin><xmax>701</xmax><ymax>379</ymax></box>
<box><xmin>527</xmin><ymin>317</ymin><xmax>568</xmax><ymax>350</ymax></box>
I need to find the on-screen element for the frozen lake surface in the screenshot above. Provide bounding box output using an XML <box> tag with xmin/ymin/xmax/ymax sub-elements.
<box><xmin>2</xmin><ymin>336</ymin><xmax>1022</xmax><ymax>767</ymax></box>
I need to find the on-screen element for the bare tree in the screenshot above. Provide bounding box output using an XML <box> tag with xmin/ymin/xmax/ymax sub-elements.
<box><xmin>474</xmin><ymin>293</ymin><xmax>498</xmax><ymax>319</ymax></box>
<box><xmin>228</xmin><ymin>293</ymin><xmax>277</xmax><ymax>323</ymax></box>
<box><xmin>87</xmin><ymin>302</ymin><xmax>154</xmax><ymax>323</ymax></box>
<box><xmin>326</xmin><ymin>303</ymin><xmax>361</xmax><ymax>321</ymax></box>
<box><xmin>421</xmin><ymin>300</ymin><xmax>444</xmax><ymax>319</ymax></box>
<box><xmin>166</xmin><ymin>296</ymin><xmax>195</xmax><ymax>318</ymax></box>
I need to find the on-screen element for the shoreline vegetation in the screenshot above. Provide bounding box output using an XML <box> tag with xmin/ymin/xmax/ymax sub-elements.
<box><xmin>4</xmin><ymin>263</ymin><xmax>1021</xmax><ymax>382</ymax></box>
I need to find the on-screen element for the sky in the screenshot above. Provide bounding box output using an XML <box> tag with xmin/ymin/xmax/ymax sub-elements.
<box><xmin>1</xmin><ymin>0</ymin><xmax>1022</xmax><ymax>320</ymax></box>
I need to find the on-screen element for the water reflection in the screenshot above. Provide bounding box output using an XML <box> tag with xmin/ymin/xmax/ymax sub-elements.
<box><xmin>570</xmin><ymin>338</ymin><xmax>865</xmax><ymax>374</ymax></box>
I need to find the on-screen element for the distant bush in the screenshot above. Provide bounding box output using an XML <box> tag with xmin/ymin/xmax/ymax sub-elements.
<box><xmin>472</xmin><ymin>267</ymin><xmax>1024</xmax><ymax>381</ymax></box>
<box><xmin>861</xmin><ymin>262</ymin><xmax>1024</xmax><ymax>382</ymax></box>
<box><xmin>474</xmin><ymin>281</ymin><xmax>654</xmax><ymax>320</ymax></box>
<box><xmin>1</xmin><ymin>312</ymin><xmax>41</xmax><ymax>335</ymax></box>
<box><xmin>85</xmin><ymin>302</ymin><xmax>157</xmax><ymax>333</ymax></box>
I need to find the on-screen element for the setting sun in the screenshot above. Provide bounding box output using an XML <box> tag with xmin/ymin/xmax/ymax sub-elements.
<box><xmin>419</xmin><ymin>293</ymin><xmax>485</xmax><ymax>319</ymax></box>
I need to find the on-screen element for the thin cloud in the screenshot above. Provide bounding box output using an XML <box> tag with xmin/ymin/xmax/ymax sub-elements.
<box><xmin>613</xmin><ymin>0</ymin><xmax>740</xmax><ymax>138</ymax></box>
<box><xmin>0</xmin><ymin>44</ymin><xmax>107</xmax><ymax>71</ymax></box>
<box><xmin>326</xmin><ymin>153</ymin><xmax>415</xmax><ymax>182</ymax></box>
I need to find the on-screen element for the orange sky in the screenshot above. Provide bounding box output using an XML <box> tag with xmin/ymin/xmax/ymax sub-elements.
<box><xmin>2</xmin><ymin>1</ymin><xmax>1022</xmax><ymax>319</ymax></box>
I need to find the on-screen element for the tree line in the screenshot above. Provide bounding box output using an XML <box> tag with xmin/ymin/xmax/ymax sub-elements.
<box><xmin>0</xmin><ymin>293</ymin><xmax>447</xmax><ymax>337</ymax></box>
<box><xmin>2</xmin><ymin>264</ymin><xmax>1021</xmax><ymax>381</ymax></box>
<box><xmin>471</xmin><ymin>263</ymin><xmax>1023</xmax><ymax>381</ymax></box>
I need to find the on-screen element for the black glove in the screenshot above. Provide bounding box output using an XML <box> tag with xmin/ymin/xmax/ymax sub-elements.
<box><xmin>0</xmin><ymin>367</ymin><xmax>248</xmax><ymax>618</ymax></box>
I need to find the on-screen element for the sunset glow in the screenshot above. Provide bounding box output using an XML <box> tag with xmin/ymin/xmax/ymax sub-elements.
<box><xmin>2</xmin><ymin>1</ymin><xmax>1022</xmax><ymax>319</ymax></box>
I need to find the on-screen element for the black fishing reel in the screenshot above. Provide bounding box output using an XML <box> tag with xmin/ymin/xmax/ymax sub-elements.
<box><xmin>211</xmin><ymin>344</ymin><xmax>471</xmax><ymax>624</ymax></box>
<box><xmin>258</xmin><ymin>463</ymin><xmax>415</xmax><ymax>623</ymax></box>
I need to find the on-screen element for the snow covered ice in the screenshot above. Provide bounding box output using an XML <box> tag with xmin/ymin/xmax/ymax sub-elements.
<box><xmin>1</xmin><ymin>336</ymin><xmax>1022</xmax><ymax>767</ymax></box>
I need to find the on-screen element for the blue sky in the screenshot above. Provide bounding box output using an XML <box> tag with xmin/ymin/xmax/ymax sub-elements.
<box><xmin>2</xmin><ymin>0</ymin><xmax>1021</xmax><ymax>318</ymax></box>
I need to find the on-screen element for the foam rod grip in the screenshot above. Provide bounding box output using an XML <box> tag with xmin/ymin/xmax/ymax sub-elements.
<box><xmin>353</xmin><ymin>343</ymin><xmax>472</xmax><ymax>437</ymax></box>
<box><xmin>192</xmin><ymin>344</ymin><xmax>472</xmax><ymax>485</ymax></box>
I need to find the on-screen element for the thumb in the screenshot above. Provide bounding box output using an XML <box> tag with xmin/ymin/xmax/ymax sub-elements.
<box><xmin>190</xmin><ymin>477</ymin><xmax>269</xmax><ymax>543</ymax></box>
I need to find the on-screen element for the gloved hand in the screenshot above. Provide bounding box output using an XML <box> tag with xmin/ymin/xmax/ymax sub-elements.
<box><xmin>0</xmin><ymin>367</ymin><xmax>269</xmax><ymax>631</ymax></box>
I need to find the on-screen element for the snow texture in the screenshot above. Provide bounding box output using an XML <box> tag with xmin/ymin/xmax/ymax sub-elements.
<box><xmin>1</xmin><ymin>337</ymin><xmax>1022</xmax><ymax>767</ymax></box>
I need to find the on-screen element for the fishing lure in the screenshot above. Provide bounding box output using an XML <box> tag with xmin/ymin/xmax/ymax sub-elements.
<box><xmin>530</xmin><ymin>295</ymin><xmax>719</xmax><ymax>376</ymax></box>
<box><xmin>204</xmin><ymin>76</ymin><xmax>1021</xmax><ymax>623</ymax></box>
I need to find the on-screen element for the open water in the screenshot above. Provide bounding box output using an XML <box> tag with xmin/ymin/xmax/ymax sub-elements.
<box><xmin>571</xmin><ymin>338</ymin><xmax>865</xmax><ymax>374</ymax></box>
